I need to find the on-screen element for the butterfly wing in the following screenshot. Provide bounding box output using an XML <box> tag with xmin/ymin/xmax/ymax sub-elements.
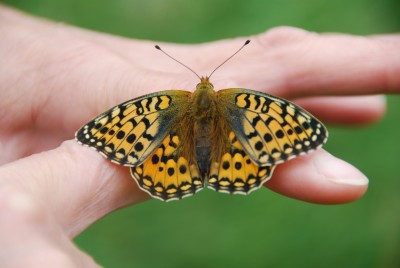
<box><xmin>130</xmin><ymin>130</ymin><xmax>203</xmax><ymax>201</ymax></box>
<box><xmin>218</xmin><ymin>88</ymin><xmax>328</xmax><ymax>166</ymax></box>
<box><xmin>75</xmin><ymin>90</ymin><xmax>191</xmax><ymax>166</ymax></box>
<box><xmin>208</xmin><ymin>130</ymin><xmax>276</xmax><ymax>194</ymax></box>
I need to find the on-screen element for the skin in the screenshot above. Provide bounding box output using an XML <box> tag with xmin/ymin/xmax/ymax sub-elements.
<box><xmin>0</xmin><ymin>4</ymin><xmax>399</xmax><ymax>267</ymax></box>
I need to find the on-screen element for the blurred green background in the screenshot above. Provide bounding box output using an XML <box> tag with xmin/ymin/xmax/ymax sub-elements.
<box><xmin>3</xmin><ymin>0</ymin><xmax>399</xmax><ymax>267</ymax></box>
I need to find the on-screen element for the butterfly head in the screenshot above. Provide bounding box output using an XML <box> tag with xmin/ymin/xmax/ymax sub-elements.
<box><xmin>196</xmin><ymin>76</ymin><xmax>214</xmax><ymax>91</ymax></box>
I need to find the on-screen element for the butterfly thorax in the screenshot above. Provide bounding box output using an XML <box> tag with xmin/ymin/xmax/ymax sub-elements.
<box><xmin>192</xmin><ymin>76</ymin><xmax>216</xmax><ymax>120</ymax></box>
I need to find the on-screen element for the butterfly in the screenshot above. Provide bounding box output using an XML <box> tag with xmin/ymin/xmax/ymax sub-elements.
<box><xmin>75</xmin><ymin>40</ymin><xmax>328</xmax><ymax>202</ymax></box>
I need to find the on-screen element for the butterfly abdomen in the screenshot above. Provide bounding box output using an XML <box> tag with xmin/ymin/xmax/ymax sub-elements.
<box><xmin>195</xmin><ymin>120</ymin><xmax>212</xmax><ymax>178</ymax></box>
<box><xmin>191</xmin><ymin>77</ymin><xmax>223</xmax><ymax>178</ymax></box>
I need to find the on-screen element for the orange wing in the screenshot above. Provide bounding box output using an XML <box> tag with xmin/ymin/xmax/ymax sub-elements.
<box><xmin>130</xmin><ymin>131</ymin><xmax>203</xmax><ymax>201</ymax></box>
<box><xmin>76</xmin><ymin>90</ymin><xmax>191</xmax><ymax>166</ymax></box>
<box><xmin>208</xmin><ymin>131</ymin><xmax>276</xmax><ymax>194</ymax></box>
<box><xmin>218</xmin><ymin>88</ymin><xmax>328</xmax><ymax>166</ymax></box>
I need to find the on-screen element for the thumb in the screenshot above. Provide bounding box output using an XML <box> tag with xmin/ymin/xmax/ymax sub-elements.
<box><xmin>0</xmin><ymin>140</ymin><xmax>148</xmax><ymax>237</ymax></box>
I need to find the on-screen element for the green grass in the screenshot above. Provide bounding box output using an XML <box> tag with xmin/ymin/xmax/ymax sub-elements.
<box><xmin>4</xmin><ymin>1</ymin><xmax>400</xmax><ymax>267</ymax></box>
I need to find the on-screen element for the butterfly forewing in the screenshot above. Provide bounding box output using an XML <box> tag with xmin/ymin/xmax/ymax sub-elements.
<box><xmin>75</xmin><ymin>90</ymin><xmax>191</xmax><ymax>166</ymax></box>
<box><xmin>218</xmin><ymin>88</ymin><xmax>328</xmax><ymax>166</ymax></box>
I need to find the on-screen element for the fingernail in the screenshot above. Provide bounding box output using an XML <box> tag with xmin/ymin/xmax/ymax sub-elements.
<box><xmin>314</xmin><ymin>152</ymin><xmax>369</xmax><ymax>186</ymax></box>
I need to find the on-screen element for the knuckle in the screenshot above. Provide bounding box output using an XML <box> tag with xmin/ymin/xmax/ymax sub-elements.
<box><xmin>0</xmin><ymin>185</ymin><xmax>45</xmax><ymax>224</ymax></box>
<box><xmin>255</xmin><ymin>26</ymin><xmax>313</xmax><ymax>48</ymax></box>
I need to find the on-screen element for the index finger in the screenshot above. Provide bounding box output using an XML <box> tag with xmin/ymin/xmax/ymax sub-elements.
<box><xmin>247</xmin><ymin>27</ymin><xmax>400</xmax><ymax>98</ymax></box>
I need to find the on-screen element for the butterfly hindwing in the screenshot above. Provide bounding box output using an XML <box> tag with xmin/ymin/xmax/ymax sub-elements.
<box><xmin>75</xmin><ymin>90</ymin><xmax>191</xmax><ymax>166</ymax></box>
<box><xmin>130</xmin><ymin>131</ymin><xmax>203</xmax><ymax>201</ymax></box>
<box><xmin>218</xmin><ymin>88</ymin><xmax>328</xmax><ymax>166</ymax></box>
<box><xmin>208</xmin><ymin>131</ymin><xmax>276</xmax><ymax>194</ymax></box>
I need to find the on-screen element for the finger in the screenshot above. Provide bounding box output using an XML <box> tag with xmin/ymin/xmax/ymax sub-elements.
<box><xmin>0</xmin><ymin>129</ymin><xmax>71</xmax><ymax>165</ymax></box>
<box><xmin>265</xmin><ymin>149</ymin><xmax>368</xmax><ymax>204</ymax></box>
<box><xmin>294</xmin><ymin>95</ymin><xmax>386</xmax><ymax>126</ymax></box>
<box><xmin>370</xmin><ymin>34</ymin><xmax>400</xmax><ymax>43</ymax></box>
<box><xmin>0</xmin><ymin>140</ymin><xmax>149</xmax><ymax>237</ymax></box>
<box><xmin>69</xmin><ymin>23</ymin><xmax>400</xmax><ymax>100</ymax></box>
<box><xmin>0</xmin><ymin>185</ymin><xmax>101</xmax><ymax>267</ymax></box>
<box><xmin>1</xmin><ymin>93</ymin><xmax>383</xmax><ymax>165</ymax></box>
<box><xmin>0</xmin><ymin>7</ymin><xmax>189</xmax><ymax>131</ymax></box>
<box><xmin>248</xmin><ymin>27</ymin><xmax>400</xmax><ymax>98</ymax></box>
<box><xmin>103</xmin><ymin>27</ymin><xmax>400</xmax><ymax>98</ymax></box>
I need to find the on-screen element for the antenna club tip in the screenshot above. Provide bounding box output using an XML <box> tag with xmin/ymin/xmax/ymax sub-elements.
<box><xmin>245</xmin><ymin>40</ymin><xmax>250</xmax><ymax>45</ymax></box>
<box><xmin>155</xmin><ymin>45</ymin><xmax>161</xmax><ymax>50</ymax></box>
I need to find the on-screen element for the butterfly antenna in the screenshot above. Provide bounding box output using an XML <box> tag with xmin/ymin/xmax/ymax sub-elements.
<box><xmin>208</xmin><ymin>40</ymin><xmax>250</xmax><ymax>79</ymax></box>
<box><xmin>155</xmin><ymin>45</ymin><xmax>201</xmax><ymax>80</ymax></box>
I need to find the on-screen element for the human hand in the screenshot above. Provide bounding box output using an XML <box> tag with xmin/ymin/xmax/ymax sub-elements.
<box><xmin>1</xmin><ymin>5</ymin><xmax>399</xmax><ymax>267</ymax></box>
